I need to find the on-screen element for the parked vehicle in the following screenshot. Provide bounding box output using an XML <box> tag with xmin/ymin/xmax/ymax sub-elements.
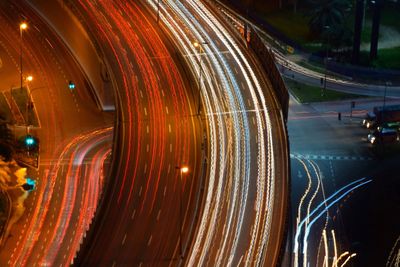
<box><xmin>362</xmin><ymin>104</ymin><xmax>400</xmax><ymax>129</ymax></box>
<box><xmin>368</xmin><ymin>127</ymin><xmax>399</xmax><ymax>144</ymax></box>
<box><xmin>376</xmin><ymin>121</ymin><xmax>400</xmax><ymax>132</ymax></box>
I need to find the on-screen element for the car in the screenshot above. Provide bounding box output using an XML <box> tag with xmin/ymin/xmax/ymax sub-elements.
<box><xmin>368</xmin><ymin>127</ymin><xmax>399</xmax><ymax>144</ymax></box>
<box><xmin>376</xmin><ymin>121</ymin><xmax>400</xmax><ymax>132</ymax></box>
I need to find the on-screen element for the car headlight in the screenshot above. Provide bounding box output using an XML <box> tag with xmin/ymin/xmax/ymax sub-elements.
<box><xmin>367</xmin><ymin>122</ymin><xmax>370</xmax><ymax>128</ymax></box>
<box><xmin>363</xmin><ymin>119</ymin><xmax>366</xmax><ymax>125</ymax></box>
<box><xmin>370</xmin><ymin>136</ymin><xmax>376</xmax><ymax>144</ymax></box>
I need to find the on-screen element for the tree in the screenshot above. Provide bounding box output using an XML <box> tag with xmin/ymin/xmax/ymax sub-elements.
<box><xmin>0</xmin><ymin>117</ymin><xmax>14</xmax><ymax>161</ymax></box>
<box><xmin>307</xmin><ymin>0</ymin><xmax>352</xmax><ymax>35</ymax></box>
<box><xmin>352</xmin><ymin>0</ymin><xmax>365</xmax><ymax>64</ymax></box>
<box><xmin>370</xmin><ymin>0</ymin><xmax>383</xmax><ymax>60</ymax></box>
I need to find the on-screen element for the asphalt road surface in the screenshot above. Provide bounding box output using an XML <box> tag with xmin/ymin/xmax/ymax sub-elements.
<box><xmin>287</xmin><ymin>95</ymin><xmax>400</xmax><ymax>267</ymax></box>
<box><xmin>0</xmin><ymin>2</ymin><xmax>113</xmax><ymax>266</ymax></box>
<box><xmin>73</xmin><ymin>1</ymin><xmax>203</xmax><ymax>265</ymax></box>
<box><xmin>142</xmin><ymin>0</ymin><xmax>288</xmax><ymax>265</ymax></box>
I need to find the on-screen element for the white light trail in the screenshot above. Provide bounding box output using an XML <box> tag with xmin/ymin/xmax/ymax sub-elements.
<box><xmin>146</xmin><ymin>0</ymin><xmax>276</xmax><ymax>265</ymax></box>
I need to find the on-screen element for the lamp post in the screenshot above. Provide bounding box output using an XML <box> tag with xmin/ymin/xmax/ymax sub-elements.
<box><xmin>383</xmin><ymin>81</ymin><xmax>391</xmax><ymax>111</ymax></box>
<box><xmin>20</xmin><ymin>22</ymin><xmax>27</xmax><ymax>92</ymax></box>
<box><xmin>322</xmin><ymin>25</ymin><xmax>330</xmax><ymax>97</ymax></box>
<box><xmin>25</xmin><ymin>75</ymin><xmax>33</xmax><ymax>132</ymax></box>
<box><xmin>176</xmin><ymin>165</ymin><xmax>189</xmax><ymax>259</ymax></box>
<box><xmin>193</xmin><ymin>41</ymin><xmax>208</xmax><ymax>115</ymax></box>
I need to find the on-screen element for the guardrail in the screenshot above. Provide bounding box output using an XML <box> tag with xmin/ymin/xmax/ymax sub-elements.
<box><xmin>26</xmin><ymin>0</ymin><xmax>115</xmax><ymax>111</ymax></box>
<box><xmin>209</xmin><ymin>2</ymin><xmax>291</xmax><ymax>266</ymax></box>
<box><xmin>211</xmin><ymin>1</ymin><xmax>289</xmax><ymax>121</ymax></box>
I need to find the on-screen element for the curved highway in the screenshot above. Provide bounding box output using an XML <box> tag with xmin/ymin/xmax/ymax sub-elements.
<box><xmin>0</xmin><ymin>1</ymin><xmax>113</xmax><ymax>266</ymax></box>
<box><xmin>148</xmin><ymin>0</ymin><xmax>288</xmax><ymax>265</ymax></box>
<box><xmin>74</xmin><ymin>0</ymin><xmax>203</xmax><ymax>265</ymax></box>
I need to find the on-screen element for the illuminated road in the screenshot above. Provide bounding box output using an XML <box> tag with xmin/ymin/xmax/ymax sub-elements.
<box><xmin>74</xmin><ymin>0</ymin><xmax>202</xmax><ymax>265</ymax></box>
<box><xmin>12</xmin><ymin>128</ymin><xmax>112</xmax><ymax>267</ymax></box>
<box><xmin>144</xmin><ymin>0</ymin><xmax>288</xmax><ymax>265</ymax></box>
<box><xmin>287</xmin><ymin>96</ymin><xmax>375</xmax><ymax>267</ymax></box>
<box><xmin>0</xmin><ymin>2</ymin><xmax>113</xmax><ymax>266</ymax></box>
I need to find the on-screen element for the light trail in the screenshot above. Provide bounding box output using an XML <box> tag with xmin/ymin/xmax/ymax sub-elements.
<box><xmin>10</xmin><ymin>127</ymin><xmax>112</xmax><ymax>266</ymax></box>
<box><xmin>293</xmin><ymin>157</ymin><xmax>328</xmax><ymax>267</ymax></box>
<box><xmin>386</xmin><ymin>235</ymin><xmax>400</xmax><ymax>267</ymax></box>
<box><xmin>72</xmin><ymin>0</ymin><xmax>198</xmax><ymax>264</ymax></box>
<box><xmin>145</xmin><ymin>0</ymin><xmax>279</xmax><ymax>265</ymax></box>
<box><xmin>293</xmin><ymin>174</ymin><xmax>370</xmax><ymax>267</ymax></box>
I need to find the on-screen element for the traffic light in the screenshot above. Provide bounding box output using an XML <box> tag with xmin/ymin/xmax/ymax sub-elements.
<box><xmin>68</xmin><ymin>80</ymin><xmax>75</xmax><ymax>90</ymax></box>
<box><xmin>25</xmin><ymin>135</ymin><xmax>35</xmax><ymax>146</ymax></box>
<box><xmin>22</xmin><ymin>177</ymin><xmax>36</xmax><ymax>191</ymax></box>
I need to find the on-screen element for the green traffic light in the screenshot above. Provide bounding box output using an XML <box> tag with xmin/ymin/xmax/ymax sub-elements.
<box><xmin>25</xmin><ymin>136</ymin><xmax>35</xmax><ymax>146</ymax></box>
<box><xmin>68</xmin><ymin>81</ymin><xmax>75</xmax><ymax>89</ymax></box>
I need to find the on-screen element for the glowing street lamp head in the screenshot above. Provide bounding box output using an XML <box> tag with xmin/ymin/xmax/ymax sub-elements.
<box><xmin>20</xmin><ymin>22</ymin><xmax>28</xmax><ymax>30</ymax></box>
<box><xmin>26</xmin><ymin>75</ymin><xmax>33</xmax><ymax>82</ymax></box>
<box><xmin>181</xmin><ymin>166</ymin><xmax>189</xmax><ymax>174</ymax></box>
<box><xmin>193</xmin><ymin>41</ymin><xmax>199</xmax><ymax>48</ymax></box>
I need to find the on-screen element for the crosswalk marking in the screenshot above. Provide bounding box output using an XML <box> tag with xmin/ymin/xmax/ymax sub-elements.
<box><xmin>290</xmin><ymin>153</ymin><xmax>372</xmax><ymax>161</ymax></box>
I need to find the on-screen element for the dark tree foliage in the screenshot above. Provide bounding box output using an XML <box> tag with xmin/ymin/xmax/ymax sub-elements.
<box><xmin>307</xmin><ymin>0</ymin><xmax>352</xmax><ymax>35</ymax></box>
<box><xmin>306</xmin><ymin>0</ymin><xmax>353</xmax><ymax>52</ymax></box>
<box><xmin>0</xmin><ymin>116</ymin><xmax>14</xmax><ymax>161</ymax></box>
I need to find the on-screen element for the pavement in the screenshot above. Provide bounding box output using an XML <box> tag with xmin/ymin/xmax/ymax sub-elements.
<box><xmin>286</xmin><ymin>92</ymin><xmax>400</xmax><ymax>266</ymax></box>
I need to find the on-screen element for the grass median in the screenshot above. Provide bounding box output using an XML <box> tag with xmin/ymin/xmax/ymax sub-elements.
<box><xmin>284</xmin><ymin>78</ymin><xmax>366</xmax><ymax>103</ymax></box>
<box><xmin>11</xmin><ymin>87</ymin><xmax>39</xmax><ymax>127</ymax></box>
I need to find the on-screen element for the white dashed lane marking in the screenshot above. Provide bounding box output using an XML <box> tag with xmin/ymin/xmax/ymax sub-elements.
<box><xmin>290</xmin><ymin>153</ymin><xmax>372</xmax><ymax>161</ymax></box>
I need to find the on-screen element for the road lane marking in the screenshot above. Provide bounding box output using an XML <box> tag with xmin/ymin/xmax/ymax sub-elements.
<box><xmin>163</xmin><ymin>186</ymin><xmax>167</xmax><ymax>196</ymax></box>
<box><xmin>122</xmin><ymin>234</ymin><xmax>127</xmax><ymax>245</ymax></box>
<box><xmin>144</xmin><ymin>107</ymin><xmax>147</xmax><ymax>116</ymax></box>
<box><xmin>168</xmin><ymin>124</ymin><xmax>172</xmax><ymax>133</ymax></box>
<box><xmin>146</xmin><ymin>125</ymin><xmax>149</xmax><ymax>134</ymax></box>
<box><xmin>131</xmin><ymin>209</ymin><xmax>136</xmax><ymax>220</ymax></box>
<box><xmin>146</xmin><ymin>144</ymin><xmax>149</xmax><ymax>152</ymax></box>
<box><xmin>147</xmin><ymin>235</ymin><xmax>153</xmax><ymax>246</ymax></box>
<box><xmin>297</xmin><ymin>170</ymin><xmax>302</xmax><ymax>178</ymax></box>
<box><xmin>170</xmin><ymin>143</ymin><xmax>172</xmax><ymax>152</ymax></box>
<box><xmin>139</xmin><ymin>186</ymin><xmax>142</xmax><ymax>196</ymax></box>
<box><xmin>290</xmin><ymin>153</ymin><xmax>373</xmax><ymax>161</ymax></box>
<box><xmin>45</xmin><ymin>38</ymin><xmax>53</xmax><ymax>49</ymax></box>
<box><xmin>168</xmin><ymin>164</ymin><xmax>171</xmax><ymax>174</ymax></box>
<box><xmin>165</xmin><ymin>106</ymin><xmax>169</xmax><ymax>114</ymax></box>
<box><xmin>157</xmin><ymin>209</ymin><xmax>161</xmax><ymax>221</ymax></box>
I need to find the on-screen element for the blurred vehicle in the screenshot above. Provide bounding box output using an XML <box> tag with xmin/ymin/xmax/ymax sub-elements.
<box><xmin>362</xmin><ymin>104</ymin><xmax>400</xmax><ymax>129</ymax></box>
<box><xmin>376</xmin><ymin>121</ymin><xmax>400</xmax><ymax>132</ymax></box>
<box><xmin>367</xmin><ymin>127</ymin><xmax>399</xmax><ymax>144</ymax></box>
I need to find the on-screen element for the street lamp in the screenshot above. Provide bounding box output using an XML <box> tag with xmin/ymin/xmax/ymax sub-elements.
<box><xmin>25</xmin><ymin>75</ymin><xmax>34</xmax><ymax>134</ymax></box>
<box><xmin>193</xmin><ymin>41</ymin><xmax>208</xmax><ymax>115</ymax></box>
<box><xmin>176</xmin><ymin>165</ymin><xmax>189</xmax><ymax>259</ymax></box>
<box><xmin>20</xmin><ymin>22</ymin><xmax>28</xmax><ymax>92</ymax></box>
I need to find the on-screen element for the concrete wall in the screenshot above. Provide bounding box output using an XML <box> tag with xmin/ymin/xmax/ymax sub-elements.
<box><xmin>27</xmin><ymin>0</ymin><xmax>115</xmax><ymax>111</ymax></box>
